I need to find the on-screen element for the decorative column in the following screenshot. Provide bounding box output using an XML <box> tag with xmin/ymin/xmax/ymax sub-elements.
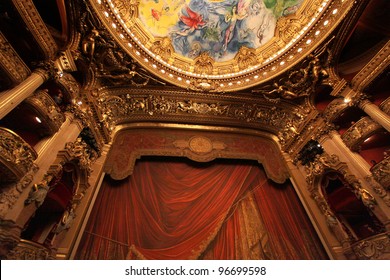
<box><xmin>317</xmin><ymin>129</ymin><xmax>390</xmax><ymax>221</ymax></box>
<box><xmin>0</xmin><ymin>69</ymin><xmax>48</xmax><ymax>119</ymax></box>
<box><xmin>4</xmin><ymin>112</ymin><xmax>84</xmax><ymax>223</ymax></box>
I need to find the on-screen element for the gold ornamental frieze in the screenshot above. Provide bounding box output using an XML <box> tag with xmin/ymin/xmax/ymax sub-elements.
<box><xmin>90</xmin><ymin>0</ymin><xmax>354</xmax><ymax>92</ymax></box>
<box><xmin>97</xmin><ymin>89</ymin><xmax>306</xmax><ymax>134</ymax></box>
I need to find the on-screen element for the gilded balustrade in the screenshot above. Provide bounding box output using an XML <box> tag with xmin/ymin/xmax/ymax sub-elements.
<box><xmin>341</xmin><ymin>116</ymin><xmax>382</xmax><ymax>151</ymax></box>
<box><xmin>0</xmin><ymin>127</ymin><xmax>37</xmax><ymax>184</ymax></box>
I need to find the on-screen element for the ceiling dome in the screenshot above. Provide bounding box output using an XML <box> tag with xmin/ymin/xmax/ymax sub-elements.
<box><xmin>90</xmin><ymin>0</ymin><xmax>353</xmax><ymax>92</ymax></box>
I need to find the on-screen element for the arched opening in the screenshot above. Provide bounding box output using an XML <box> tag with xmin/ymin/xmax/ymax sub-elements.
<box><xmin>21</xmin><ymin>162</ymin><xmax>78</xmax><ymax>246</ymax></box>
<box><xmin>321</xmin><ymin>172</ymin><xmax>385</xmax><ymax>240</ymax></box>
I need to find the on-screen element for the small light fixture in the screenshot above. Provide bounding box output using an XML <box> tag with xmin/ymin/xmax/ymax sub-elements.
<box><xmin>344</xmin><ymin>97</ymin><xmax>351</xmax><ymax>103</ymax></box>
<box><xmin>35</xmin><ymin>117</ymin><xmax>42</xmax><ymax>123</ymax></box>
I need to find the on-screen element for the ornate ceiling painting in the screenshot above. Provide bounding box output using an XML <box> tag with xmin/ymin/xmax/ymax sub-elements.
<box><xmin>91</xmin><ymin>0</ymin><xmax>352</xmax><ymax>92</ymax></box>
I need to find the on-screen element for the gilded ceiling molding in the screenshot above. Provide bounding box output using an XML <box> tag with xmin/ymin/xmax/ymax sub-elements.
<box><xmin>89</xmin><ymin>0</ymin><xmax>355</xmax><ymax>92</ymax></box>
<box><xmin>0</xmin><ymin>32</ymin><xmax>30</xmax><ymax>86</ymax></box>
<box><xmin>96</xmin><ymin>87</ymin><xmax>307</xmax><ymax>137</ymax></box>
<box><xmin>341</xmin><ymin>116</ymin><xmax>382</xmax><ymax>152</ymax></box>
<box><xmin>351</xmin><ymin>40</ymin><xmax>390</xmax><ymax>92</ymax></box>
<box><xmin>11</xmin><ymin>0</ymin><xmax>58</xmax><ymax>60</ymax></box>
<box><xmin>104</xmin><ymin>126</ymin><xmax>288</xmax><ymax>184</ymax></box>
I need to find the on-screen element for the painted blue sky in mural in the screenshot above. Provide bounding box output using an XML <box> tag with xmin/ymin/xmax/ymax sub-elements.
<box><xmin>139</xmin><ymin>0</ymin><xmax>303</xmax><ymax>62</ymax></box>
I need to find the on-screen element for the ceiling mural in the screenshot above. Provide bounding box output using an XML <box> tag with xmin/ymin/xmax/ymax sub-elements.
<box><xmin>138</xmin><ymin>0</ymin><xmax>303</xmax><ymax>62</ymax></box>
<box><xmin>91</xmin><ymin>0</ymin><xmax>353</xmax><ymax>91</ymax></box>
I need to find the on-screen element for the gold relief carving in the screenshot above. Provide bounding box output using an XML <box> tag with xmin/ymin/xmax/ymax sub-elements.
<box><xmin>177</xmin><ymin>101</ymin><xmax>228</xmax><ymax>115</ymax></box>
<box><xmin>188</xmin><ymin>78</ymin><xmax>220</xmax><ymax>92</ymax></box>
<box><xmin>56</xmin><ymin>73</ymin><xmax>80</xmax><ymax>100</ymax></box>
<box><xmin>150</xmin><ymin>37</ymin><xmax>174</xmax><ymax>61</ymax></box>
<box><xmin>322</xmin><ymin>98</ymin><xmax>349</xmax><ymax>122</ymax></box>
<box><xmin>112</xmin><ymin>0</ymin><xmax>140</xmax><ymax>21</ymax></box>
<box><xmin>341</xmin><ymin>116</ymin><xmax>381</xmax><ymax>151</ymax></box>
<box><xmin>189</xmin><ymin>137</ymin><xmax>214</xmax><ymax>154</ymax></box>
<box><xmin>0</xmin><ymin>165</ymin><xmax>38</xmax><ymax>218</ymax></box>
<box><xmin>0</xmin><ymin>32</ymin><xmax>30</xmax><ymax>85</ymax></box>
<box><xmin>371</xmin><ymin>157</ymin><xmax>390</xmax><ymax>190</ymax></box>
<box><xmin>364</xmin><ymin>175</ymin><xmax>390</xmax><ymax>207</ymax></box>
<box><xmin>277</xmin><ymin>17</ymin><xmax>303</xmax><ymax>43</ymax></box>
<box><xmin>6</xmin><ymin>239</ymin><xmax>55</xmax><ymax>260</ymax></box>
<box><xmin>98</xmin><ymin>92</ymin><xmax>305</xmax><ymax>134</ymax></box>
<box><xmin>235</xmin><ymin>46</ymin><xmax>257</xmax><ymax>70</ymax></box>
<box><xmin>351</xmin><ymin>233</ymin><xmax>390</xmax><ymax>260</ymax></box>
<box><xmin>194</xmin><ymin>52</ymin><xmax>214</xmax><ymax>75</ymax></box>
<box><xmin>64</xmin><ymin>138</ymin><xmax>95</xmax><ymax>172</ymax></box>
<box><xmin>0</xmin><ymin>128</ymin><xmax>37</xmax><ymax>184</ymax></box>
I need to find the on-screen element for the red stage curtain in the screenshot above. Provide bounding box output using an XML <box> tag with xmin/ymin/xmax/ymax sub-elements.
<box><xmin>75</xmin><ymin>158</ymin><xmax>327</xmax><ymax>260</ymax></box>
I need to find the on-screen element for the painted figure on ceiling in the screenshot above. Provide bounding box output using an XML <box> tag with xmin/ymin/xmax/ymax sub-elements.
<box><xmin>138</xmin><ymin>0</ymin><xmax>303</xmax><ymax>62</ymax></box>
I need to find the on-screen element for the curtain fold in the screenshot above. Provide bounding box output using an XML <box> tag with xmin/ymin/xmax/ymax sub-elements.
<box><xmin>75</xmin><ymin>158</ymin><xmax>327</xmax><ymax>260</ymax></box>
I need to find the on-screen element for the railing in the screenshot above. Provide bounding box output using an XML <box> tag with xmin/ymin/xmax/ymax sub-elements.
<box><xmin>6</xmin><ymin>239</ymin><xmax>56</xmax><ymax>260</ymax></box>
<box><xmin>0</xmin><ymin>127</ymin><xmax>37</xmax><ymax>184</ymax></box>
<box><xmin>341</xmin><ymin>116</ymin><xmax>382</xmax><ymax>151</ymax></box>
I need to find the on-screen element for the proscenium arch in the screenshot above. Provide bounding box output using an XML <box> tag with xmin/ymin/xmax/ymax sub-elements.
<box><xmin>104</xmin><ymin>123</ymin><xmax>289</xmax><ymax>184</ymax></box>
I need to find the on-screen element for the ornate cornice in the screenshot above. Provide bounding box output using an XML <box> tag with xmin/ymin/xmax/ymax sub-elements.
<box><xmin>351</xmin><ymin>40</ymin><xmax>390</xmax><ymax>92</ymax></box>
<box><xmin>96</xmin><ymin>87</ymin><xmax>307</xmax><ymax>139</ymax></box>
<box><xmin>0</xmin><ymin>31</ymin><xmax>31</xmax><ymax>86</ymax></box>
<box><xmin>11</xmin><ymin>0</ymin><xmax>58</xmax><ymax>60</ymax></box>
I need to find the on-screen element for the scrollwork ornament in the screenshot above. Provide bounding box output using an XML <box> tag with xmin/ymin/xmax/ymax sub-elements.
<box><xmin>352</xmin><ymin>234</ymin><xmax>390</xmax><ymax>260</ymax></box>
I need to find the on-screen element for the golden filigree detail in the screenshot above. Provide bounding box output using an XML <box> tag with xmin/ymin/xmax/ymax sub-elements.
<box><xmin>6</xmin><ymin>239</ymin><xmax>55</xmax><ymax>260</ymax></box>
<box><xmin>341</xmin><ymin>116</ymin><xmax>382</xmax><ymax>151</ymax></box>
<box><xmin>351</xmin><ymin>233</ymin><xmax>390</xmax><ymax>260</ymax></box>
<box><xmin>112</xmin><ymin>0</ymin><xmax>140</xmax><ymax>21</ymax></box>
<box><xmin>0</xmin><ymin>128</ymin><xmax>37</xmax><ymax>184</ymax></box>
<box><xmin>194</xmin><ymin>52</ymin><xmax>214</xmax><ymax>75</ymax></box>
<box><xmin>150</xmin><ymin>37</ymin><xmax>174</xmax><ymax>61</ymax></box>
<box><xmin>371</xmin><ymin>157</ymin><xmax>390</xmax><ymax>189</ymax></box>
<box><xmin>235</xmin><ymin>46</ymin><xmax>257</xmax><ymax>70</ymax></box>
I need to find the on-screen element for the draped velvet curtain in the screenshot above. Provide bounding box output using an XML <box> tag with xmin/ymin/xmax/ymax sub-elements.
<box><xmin>76</xmin><ymin>158</ymin><xmax>327</xmax><ymax>260</ymax></box>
